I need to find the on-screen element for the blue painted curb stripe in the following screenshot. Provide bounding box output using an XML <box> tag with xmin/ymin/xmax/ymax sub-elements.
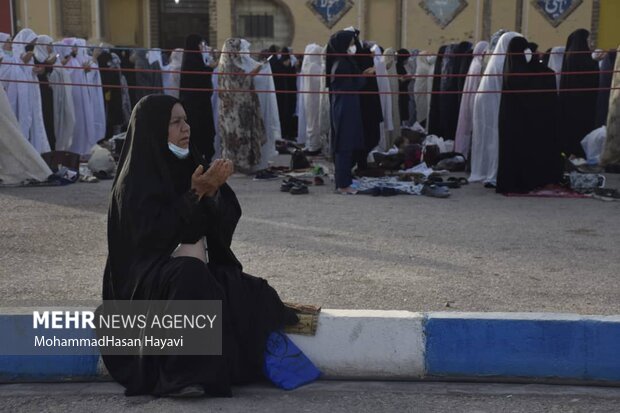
<box><xmin>2</xmin><ymin>313</ymin><xmax>620</xmax><ymax>383</ymax></box>
<box><xmin>0</xmin><ymin>355</ymin><xmax>100</xmax><ymax>381</ymax></box>
<box><xmin>425</xmin><ymin>317</ymin><xmax>620</xmax><ymax>382</ymax></box>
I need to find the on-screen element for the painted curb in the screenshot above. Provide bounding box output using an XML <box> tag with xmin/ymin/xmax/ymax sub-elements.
<box><xmin>290</xmin><ymin>310</ymin><xmax>425</xmax><ymax>379</ymax></box>
<box><xmin>1</xmin><ymin>310</ymin><xmax>619</xmax><ymax>384</ymax></box>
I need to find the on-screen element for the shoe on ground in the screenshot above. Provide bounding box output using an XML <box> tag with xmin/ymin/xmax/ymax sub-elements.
<box><xmin>422</xmin><ymin>184</ymin><xmax>450</xmax><ymax>198</ymax></box>
<box><xmin>281</xmin><ymin>180</ymin><xmax>295</xmax><ymax>192</ymax></box>
<box><xmin>290</xmin><ymin>184</ymin><xmax>309</xmax><ymax>195</ymax></box>
<box><xmin>254</xmin><ymin>170</ymin><xmax>279</xmax><ymax>181</ymax></box>
<box><xmin>303</xmin><ymin>148</ymin><xmax>322</xmax><ymax>156</ymax></box>
<box><xmin>165</xmin><ymin>385</ymin><xmax>205</xmax><ymax>398</ymax></box>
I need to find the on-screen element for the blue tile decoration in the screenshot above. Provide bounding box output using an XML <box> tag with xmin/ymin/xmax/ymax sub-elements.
<box><xmin>306</xmin><ymin>0</ymin><xmax>354</xmax><ymax>29</ymax></box>
<box><xmin>532</xmin><ymin>0</ymin><xmax>584</xmax><ymax>28</ymax></box>
<box><xmin>419</xmin><ymin>0</ymin><xmax>468</xmax><ymax>28</ymax></box>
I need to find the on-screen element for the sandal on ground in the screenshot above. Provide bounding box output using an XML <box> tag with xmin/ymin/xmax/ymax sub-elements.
<box><xmin>448</xmin><ymin>177</ymin><xmax>469</xmax><ymax>185</ymax></box>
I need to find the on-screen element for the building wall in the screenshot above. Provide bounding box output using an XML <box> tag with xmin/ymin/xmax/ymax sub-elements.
<box><xmin>264</xmin><ymin>0</ymin><xmax>359</xmax><ymax>51</ymax></box>
<box><xmin>9</xmin><ymin>0</ymin><xmax>617</xmax><ymax>52</ymax></box>
<box><xmin>524</xmin><ymin>0</ymin><xmax>597</xmax><ymax>51</ymax></box>
<box><xmin>367</xmin><ymin>0</ymin><xmax>399</xmax><ymax>49</ymax></box>
<box><xmin>405</xmin><ymin>0</ymin><xmax>480</xmax><ymax>51</ymax></box>
<box><xmin>105</xmin><ymin>0</ymin><xmax>143</xmax><ymax>46</ymax></box>
<box><xmin>598</xmin><ymin>0</ymin><xmax>620</xmax><ymax>50</ymax></box>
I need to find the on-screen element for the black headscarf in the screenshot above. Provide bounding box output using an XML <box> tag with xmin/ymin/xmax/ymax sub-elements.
<box><xmin>102</xmin><ymin>95</ymin><xmax>297</xmax><ymax>397</ymax></box>
<box><xmin>104</xmin><ymin>94</ymin><xmax>240</xmax><ymax>301</ymax></box>
<box><xmin>98</xmin><ymin>50</ymin><xmax>124</xmax><ymax>131</ymax></box>
<box><xmin>326</xmin><ymin>29</ymin><xmax>360</xmax><ymax>88</ymax></box>
<box><xmin>559</xmin><ymin>29</ymin><xmax>599</xmax><ymax>157</ymax></box>
<box><xmin>180</xmin><ymin>34</ymin><xmax>213</xmax><ymax>99</ymax></box>
<box><xmin>179</xmin><ymin>33</ymin><xmax>216</xmax><ymax>161</ymax></box>
<box><xmin>427</xmin><ymin>45</ymin><xmax>447</xmax><ymax>136</ymax></box>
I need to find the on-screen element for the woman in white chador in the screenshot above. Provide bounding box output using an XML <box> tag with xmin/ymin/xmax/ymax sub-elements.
<box><xmin>382</xmin><ymin>48</ymin><xmax>400</xmax><ymax>147</ymax></box>
<box><xmin>12</xmin><ymin>29</ymin><xmax>50</xmax><ymax>153</ymax></box>
<box><xmin>1</xmin><ymin>32</ymin><xmax>24</xmax><ymax>117</ymax></box>
<box><xmin>76</xmin><ymin>39</ymin><xmax>106</xmax><ymax>142</ymax></box>
<box><xmin>470</xmin><ymin>32</ymin><xmax>522</xmax><ymax>185</ymax></box>
<box><xmin>414</xmin><ymin>52</ymin><xmax>435</xmax><ymax>125</ymax></box>
<box><xmin>0</xmin><ymin>84</ymin><xmax>52</xmax><ymax>184</ymax></box>
<box><xmin>317</xmin><ymin>44</ymin><xmax>331</xmax><ymax>156</ymax></box>
<box><xmin>63</xmin><ymin>38</ymin><xmax>96</xmax><ymax>155</ymax></box>
<box><xmin>454</xmin><ymin>41</ymin><xmax>489</xmax><ymax>158</ymax></box>
<box><xmin>373</xmin><ymin>44</ymin><xmax>393</xmax><ymax>152</ymax></box>
<box><xmin>238</xmin><ymin>39</ymin><xmax>281</xmax><ymax>171</ymax></box>
<box><xmin>547</xmin><ymin>46</ymin><xmax>565</xmax><ymax>90</ymax></box>
<box><xmin>163</xmin><ymin>48</ymin><xmax>183</xmax><ymax>98</ymax></box>
<box><xmin>299</xmin><ymin>43</ymin><xmax>324</xmax><ymax>153</ymax></box>
<box><xmin>35</xmin><ymin>37</ymin><xmax>76</xmax><ymax>151</ymax></box>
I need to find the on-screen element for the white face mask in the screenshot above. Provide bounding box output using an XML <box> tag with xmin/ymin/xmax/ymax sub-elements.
<box><xmin>168</xmin><ymin>142</ymin><xmax>190</xmax><ymax>159</ymax></box>
<box><xmin>524</xmin><ymin>48</ymin><xmax>532</xmax><ymax>63</ymax></box>
<box><xmin>347</xmin><ymin>45</ymin><xmax>357</xmax><ymax>55</ymax></box>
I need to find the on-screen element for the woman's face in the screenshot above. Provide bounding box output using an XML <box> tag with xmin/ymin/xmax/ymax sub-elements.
<box><xmin>168</xmin><ymin>103</ymin><xmax>191</xmax><ymax>149</ymax></box>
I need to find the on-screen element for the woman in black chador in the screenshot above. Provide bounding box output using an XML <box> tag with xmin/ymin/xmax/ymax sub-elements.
<box><xmin>559</xmin><ymin>29</ymin><xmax>599</xmax><ymax>158</ymax></box>
<box><xmin>102</xmin><ymin>94</ymin><xmax>298</xmax><ymax>397</ymax></box>
<box><xmin>497</xmin><ymin>37</ymin><xmax>562</xmax><ymax>194</ymax></box>
<box><xmin>355</xmin><ymin>42</ymin><xmax>383</xmax><ymax>171</ymax></box>
<box><xmin>180</xmin><ymin>34</ymin><xmax>216</xmax><ymax>162</ymax></box>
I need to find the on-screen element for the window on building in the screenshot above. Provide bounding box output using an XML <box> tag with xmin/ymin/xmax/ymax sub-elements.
<box><xmin>239</xmin><ymin>14</ymin><xmax>274</xmax><ymax>38</ymax></box>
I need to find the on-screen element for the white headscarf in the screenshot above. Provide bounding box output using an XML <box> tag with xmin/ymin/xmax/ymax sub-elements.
<box><xmin>147</xmin><ymin>48</ymin><xmax>163</xmax><ymax>67</ymax></box>
<box><xmin>49</xmin><ymin>41</ymin><xmax>76</xmax><ymax>151</ymax></box>
<box><xmin>34</xmin><ymin>35</ymin><xmax>54</xmax><ymax>63</ymax></box>
<box><xmin>372</xmin><ymin>43</ymin><xmax>393</xmax><ymax>151</ymax></box>
<box><xmin>0</xmin><ymin>84</ymin><xmax>52</xmax><ymax>184</ymax></box>
<box><xmin>163</xmin><ymin>48</ymin><xmax>183</xmax><ymax>98</ymax></box>
<box><xmin>74</xmin><ymin>38</ymin><xmax>91</xmax><ymax>65</ymax></box>
<box><xmin>0</xmin><ymin>32</ymin><xmax>12</xmax><ymax>58</ymax></box>
<box><xmin>169</xmin><ymin>48</ymin><xmax>183</xmax><ymax>69</ymax></box>
<box><xmin>414</xmin><ymin>51</ymin><xmax>436</xmax><ymax>124</ymax></box>
<box><xmin>12</xmin><ymin>28</ymin><xmax>37</xmax><ymax>60</ymax></box>
<box><xmin>454</xmin><ymin>41</ymin><xmax>489</xmax><ymax>157</ymax></box>
<box><xmin>299</xmin><ymin>43</ymin><xmax>324</xmax><ymax>151</ymax></box>
<box><xmin>470</xmin><ymin>31</ymin><xmax>522</xmax><ymax>184</ymax></box>
<box><xmin>382</xmin><ymin>48</ymin><xmax>400</xmax><ymax>146</ymax></box>
<box><xmin>547</xmin><ymin>46</ymin><xmax>565</xmax><ymax>90</ymax></box>
<box><xmin>0</xmin><ymin>32</ymin><xmax>21</xmax><ymax>117</ymax></box>
<box><xmin>241</xmin><ymin>38</ymin><xmax>281</xmax><ymax>169</ymax></box>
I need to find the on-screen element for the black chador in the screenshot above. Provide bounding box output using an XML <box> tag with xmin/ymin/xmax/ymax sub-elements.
<box><xmin>101</xmin><ymin>95</ymin><xmax>297</xmax><ymax>397</ymax></box>
<box><xmin>497</xmin><ymin>37</ymin><xmax>562</xmax><ymax>194</ymax></box>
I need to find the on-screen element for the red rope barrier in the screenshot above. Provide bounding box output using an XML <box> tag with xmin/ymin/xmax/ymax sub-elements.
<box><xmin>1</xmin><ymin>77</ymin><xmax>616</xmax><ymax>95</ymax></box>
<box><xmin>5</xmin><ymin>39</ymin><xmax>611</xmax><ymax>57</ymax></box>
<box><xmin>2</xmin><ymin>60</ymin><xmax>617</xmax><ymax>79</ymax></box>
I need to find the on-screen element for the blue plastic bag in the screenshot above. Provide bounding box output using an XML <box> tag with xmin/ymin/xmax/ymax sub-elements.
<box><xmin>263</xmin><ymin>331</ymin><xmax>321</xmax><ymax>390</ymax></box>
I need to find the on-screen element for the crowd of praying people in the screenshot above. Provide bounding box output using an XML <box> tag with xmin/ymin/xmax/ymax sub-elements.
<box><xmin>1</xmin><ymin>25</ymin><xmax>620</xmax><ymax>398</ymax></box>
<box><xmin>1</xmin><ymin>27</ymin><xmax>619</xmax><ymax>194</ymax></box>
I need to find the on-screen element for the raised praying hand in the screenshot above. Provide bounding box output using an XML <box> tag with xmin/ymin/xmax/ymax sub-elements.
<box><xmin>191</xmin><ymin>159</ymin><xmax>234</xmax><ymax>199</ymax></box>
